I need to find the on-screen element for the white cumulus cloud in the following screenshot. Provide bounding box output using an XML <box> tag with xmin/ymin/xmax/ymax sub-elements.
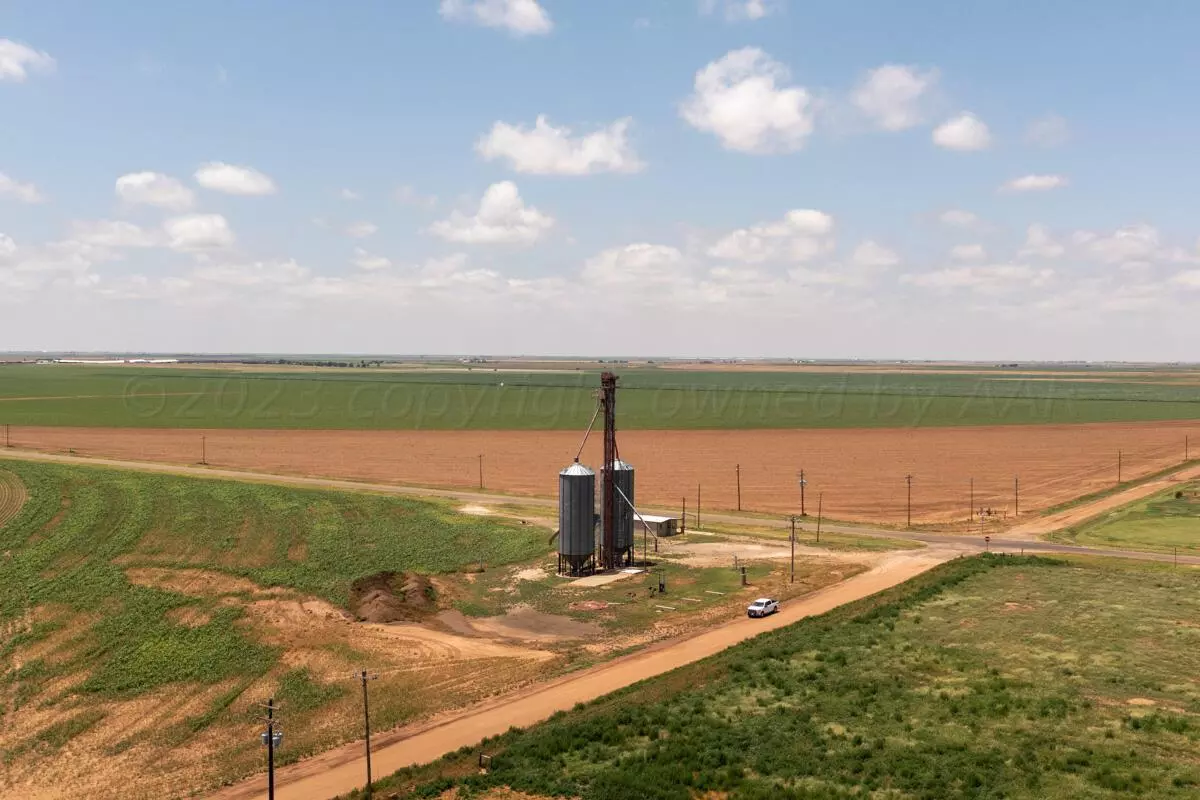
<box><xmin>476</xmin><ymin>115</ymin><xmax>644</xmax><ymax>175</ymax></box>
<box><xmin>71</xmin><ymin>220</ymin><xmax>160</xmax><ymax>249</ymax></box>
<box><xmin>1020</xmin><ymin>224</ymin><xmax>1065</xmax><ymax>259</ymax></box>
<box><xmin>0</xmin><ymin>171</ymin><xmax>45</xmax><ymax>204</ymax></box>
<box><xmin>932</xmin><ymin>112</ymin><xmax>991</xmax><ymax>151</ymax></box>
<box><xmin>680</xmin><ymin>48</ymin><xmax>814</xmax><ymax>154</ymax></box>
<box><xmin>115</xmin><ymin>172</ymin><xmax>195</xmax><ymax>211</ymax></box>
<box><xmin>582</xmin><ymin>243</ymin><xmax>688</xmax><ymax>286</ymax></box>
<box><xmin>699</xmin><ymin>0</ymin><xmax>784</xmax><ymax>21</ymax></box>
<box><xmin>1002</xmin><ymin>174</ymin><xmax>1068</xmax><ymax>192</ymax></box>
<box><xmin>439</xmin><ymin>0</ymin><xmax>552</xmax><ymax>36</ymax></box>
<box><xmin>852</xmin><ymin>64</ymin><xmax>938</xmax><ymax>131</ymax></box>
<box><xmin>903</xmin><ymin>264</ymin><xmax>1054</xmax><ymax>294</ymax></box>
<box><xmin>194</xmin><ymin>162</ymin><xmax>277</xmax><ymax>196</ymax></box>
<box><xmin>950</xmin><ymin>243</ymin><xmax>987</xmax><ymax>261</ymax></box>
<box><xmin>0</xmin><ymin>39</ymin><xmax>55</xmax><ymax>82</ymax></box>
<box><xmin>429</xmin><ymin>181</ymin><xmax>554</xmax><ymax>245</ymax></box>
<box><xmin>339</xmin><ymin>188</ymin><xmax>361</xmax><ymax>201</ymax></box>
<box><xmin>709</xmin><ymin>209</ymin><xmax>835</xmax><ymax>263</ymax></box>
<box><xmin>851</xmin><ymin>240</ymin><xmax>900</xmax><ymax>267</ymax></box>
<box><xmin>1077</xmin><ymin>224</ymin><xmax>1162</xmax><ymax>267</ymax></box>
<box><xmin>164</xmin><ymin>214</ymin><xmax>235</xmax><ymax>251</ymax></box>
<box><xmin>352</xmin><ymin>247</ymin><xmax>392</xmax><ymax>271</ymax></box>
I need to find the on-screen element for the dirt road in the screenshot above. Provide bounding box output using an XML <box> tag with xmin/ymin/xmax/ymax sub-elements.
<box><xmin>1005</xmin><ymin>461</ymin><xmax>1200</xmax><ymax>536</ymax></box>
<box><xmin>208</xmin><ymin>548</ymin><xmax>954</xmax><ymax>800</ymax></box>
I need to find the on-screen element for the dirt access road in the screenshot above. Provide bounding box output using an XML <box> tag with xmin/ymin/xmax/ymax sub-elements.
<box><xmin>208</xmin><ymin>548</ymin><xmax>955</xmax><ymax>800</ymax></box>
<box><xmin>1005</xmin><ymin>461</ymin><xmax>1200</xmax><ymax>536</ymax></box>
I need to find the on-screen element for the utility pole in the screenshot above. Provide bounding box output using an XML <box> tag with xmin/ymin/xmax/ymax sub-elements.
<box><xmin>681</xmin><ymin>496</ymin><xmax>686</xmax><ymax>536</ymax></box>
<box><xmin>1118</xmin><ymin>450</ymin><xmax>1122</xmax><ymax>484</ymax></box>
<box><xmin>816</xmin><ymin>494</ymin><xmax>823</xmax><ymax>543</ymax></box>
<box><xmin>4</xmin><ymin>423</ymin><xmax>9</xmax><ymax>448</ymax></box>
<box><xmin>200</xmin><ymin>434</ymin><xmax>207</xmax><ymax>465</ymax></box>
<box><xmin>969</xmin><ymin>477</ymin><xmax>974</xmax><ymax>525</ymax></box>
<box><xmin>1187</xmin><ymin>436</ymin><xmax>1190</xmax><ymax>461</ymax></box>
<box><xmin>360</xmin><ymin>670</ymin><xmax>377</xmax><ymax>798</ymax></box>
<box><xmin>478</xmin><ymin>454</ymin><xmax>484</xmax><ymax>490</ymax></box>
<box><xmin>1014</xmin><ymin>476</ymin><xmax>1020</xmax><ymax>516</ymax></box>
<box><xmin>798</xmin><ymin>470</ymin><xmax>807</xmax><ymax>516</ymax></box>
<box><xmin>789</xmin><ymin>516</ymin><xmax>796</xmax><ymax>583</ymax></box>
<box><xmin>735</xmin><ymin>464</ymin><xmax>742</xmax><ymax>512</ymax></box>
<box><xmin>905</xmin><ymin>474</ymin><xmax>913</xmax><ymax>529</ymax></box>
<box><xmin>261</xmin><ymin>698</ymin><xmax>280</xmax><ymax>800</ymax></box>
<box><xmin>696</xmin><ymin>483</ymin><xmax>701</xmax><ymax>530</ymax></box>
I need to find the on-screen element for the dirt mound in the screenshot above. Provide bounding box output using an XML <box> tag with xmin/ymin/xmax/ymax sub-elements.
<box><xmin>350</xmin><ymin>571</ymin><xmax>435</xmax><ymax>623</ymax></box>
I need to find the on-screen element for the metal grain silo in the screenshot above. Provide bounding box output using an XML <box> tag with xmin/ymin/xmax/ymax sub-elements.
<box><xmin>602</xmin><ymin>460</ymin><xmax>635</xmax><ymax>566</ymax></box>
<box><xmin>558</xmin><ymin>460</ymin><xmax>596</xmax><ymax>575</ymax></box>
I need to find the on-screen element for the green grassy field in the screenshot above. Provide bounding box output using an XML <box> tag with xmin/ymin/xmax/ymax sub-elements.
<box><xmin>2</xmin><ymin>364</ymin><xmax>1200</xmax><ymax>429</ymax></box>
<box><xmin>0</xmin><ymin>459</ymin><xmax>548</xmax><ymax>770</ymax></box>
<box><xmin>1052</xmin><ymin>482</ymin><xmax>1200</xmax><ymax>554</ymax></box>
<box><xmin>363</xmin><ymin>555</ymin><xmax>1200</xmax><ymax>800</ymax></box>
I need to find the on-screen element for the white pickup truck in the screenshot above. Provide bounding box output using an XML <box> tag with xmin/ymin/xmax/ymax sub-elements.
<box><xmin>746</xmin><ymin>597</ymin><xmax>779</xmax><ymax>618</ymax></box>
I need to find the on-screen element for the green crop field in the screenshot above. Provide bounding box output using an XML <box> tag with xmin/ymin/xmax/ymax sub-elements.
<box><xmin>0</xmin><ymin>458</ymin><xmax>548</xmax><ymax>786</ymax></box>
<box><xmin>365</xmin><ymin>555</ymin><xmax>1200</xmax><ymax>800</ymax></box>
<box><xmin>1</xmin><ymin>364</ymin><xmax>1200</xmax><ymax>429</ymax></box>
<box><xmin>1052</xmin><ymin>482</ymin><xmax>1200</xmax><ymax>555</ymax></box>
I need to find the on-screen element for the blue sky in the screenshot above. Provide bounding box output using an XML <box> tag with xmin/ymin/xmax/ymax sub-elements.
<box><xmin>2</xmin><ymin>0</ymin><xmax>1199</xmax><ymax>358</ymax></box>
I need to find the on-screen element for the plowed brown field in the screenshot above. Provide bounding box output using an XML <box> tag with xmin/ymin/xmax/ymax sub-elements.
<box><xmin>9</xmin><ymin>421</ymin><xmax>1199</xmax><ymax>524</ymax></box>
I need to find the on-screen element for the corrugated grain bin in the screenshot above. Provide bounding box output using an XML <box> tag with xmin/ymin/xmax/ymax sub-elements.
<box><xmin>601</xmin><ymin>460</ymin><xmax>635</xmax><ymax>562</ymax></box>
<box><xmin>558</xmin><ymin>460</ymin><xmax>596</xmax><ymax>573</ymax></box>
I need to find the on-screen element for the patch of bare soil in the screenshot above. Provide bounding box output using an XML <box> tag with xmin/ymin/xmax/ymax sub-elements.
<box><xmin>350</xmin><ymin>571</ymin><xmax>435</xmax><ymax>623</ymax></box>
<box><xmin>515</xmin><ymin>566</ymin><xmax>547</xmax><ymax>582</ymax></box>
<box><xmin>124</xmin><ymin>566</ymin><xmax>269</xmax><ymax>597</ymax></box>
<box><xmin>660</xmin><ymin>538</ymin><xmax>881</xmax><ymax>568</ymax></box>
<box><xmin>469</xmin><ymin>604</ymin><xmax>600</xmax><ymax>643</ymax></box>
<box><xmin>166</xmin><ymin>606</ymin><xmax>212</xmax><ymax>628</ymax></box>
<box><xmin>459</xmin><ymin>504</ymin><xmax>492</xmax><ymax>516</ymax></box>
<box><xmin>569</xmin><ymin>600</ymin><xmax>609</xmax><ymax>611</ymax></box>
<box><xmin>433</xmin><ymin>609</ymin><xmax>481</xmax><ymax>637</ymax></box>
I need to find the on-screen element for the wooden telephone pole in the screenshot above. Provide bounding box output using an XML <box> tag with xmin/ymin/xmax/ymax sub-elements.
<box><xmin>736</xmin><ymin>464</ymin><xmax>741</xmax><ymax>511</ymax></box>
<box><xmin>905</xmin><ymin>474</ymin><xmax>913</xmax><ymax>529</ymax></box>
<box><xmin>789</xmin><ymin>516</ymin><xmax>797</xmax><ymax>583</ymax></box>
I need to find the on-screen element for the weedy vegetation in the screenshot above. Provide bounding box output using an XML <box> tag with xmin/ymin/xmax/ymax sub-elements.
<box><xmin>363</xmin><ymin>555</ymin><xmax>1200</xmax><ymax>800</ymax></box>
